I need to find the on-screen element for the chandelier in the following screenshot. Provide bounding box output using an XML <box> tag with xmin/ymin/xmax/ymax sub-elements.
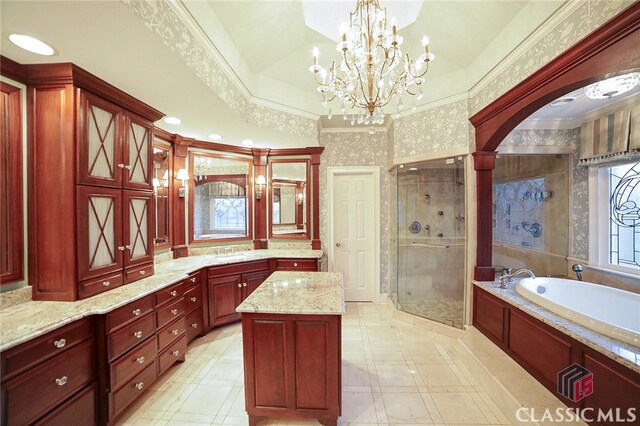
<box><xmin>585</xmin><ymin>72</ymin><xmax>640</xmax><ymax>100</ymax></box>
<box><xmin>309</xmin><ymin>0</ymin><xmax>434</xmax><ymax>125</ymax></box>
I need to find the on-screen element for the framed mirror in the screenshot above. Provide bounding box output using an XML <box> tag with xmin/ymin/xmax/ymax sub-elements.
<box><xmin>152</xmin><ymin>142</ymin><xmax>172</xmax><ymax>249</ymax></box>
<box><xmin>189</xmin><ymin>152</ymin><xmax>253</xmax><ymax>242</ymax></box>
<box><xmin>269</xmin><ymin>159</ymin><xmax>310</xmax><ymax>239</ymax></box>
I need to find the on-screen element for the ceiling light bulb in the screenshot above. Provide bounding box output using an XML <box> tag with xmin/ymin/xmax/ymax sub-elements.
<box><xmin>163</xmin><ymin>116</ymin><xmax>181</xmax><ymax>125</ymax></box>
<box><xmin>8</xmin><ymin>34</ymin><xmax>55</xmax><ymax>56</ymax></box>
<box><xmin>241</xmin><ymin>140</ymin><xmax>254</xmax><ymax>147</ymax></box>
<box><xmin>208</xmin><ymin>134</ymin><xmax>222</xmax><ymax>140</ymax></box>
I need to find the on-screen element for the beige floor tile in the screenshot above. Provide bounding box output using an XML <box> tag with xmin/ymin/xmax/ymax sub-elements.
<box><xmin>175</xmin><ymin>384</ymin><xmax>234</xmax><ymax>416</ymax></box>
<box><xmin>375</xmin><ymin>364</ymin><xmax>419</xmax><ymax>387</ymax></box>
<box><xmin>382</xmin><ymin>392</ymin><xmax>433</xmax><ymax>424</ymax></box>
<box><xmin>430</xmin><ymin>392</ymin><xmax>489</xmax><ymax>424</ymax></box>
<box><xmin>416</xmin><ymin>364</ymin><xmax>464</xmax><ymax>387</ymax></box>
<box><xmin>343</xmin><ymin>362</ymin><xmax>373</xmax><ymax>386</ymax></box>
<box><xmin>341</xmin><ymin>391</ymin><xmax>379</xmax><ymax>423</ymax></box>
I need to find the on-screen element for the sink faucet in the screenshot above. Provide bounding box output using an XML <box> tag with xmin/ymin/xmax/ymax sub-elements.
<box><xmin>572</xmin><ymin>264</ymin><xmax>583</xmax><ymax>281</ymax></box>
<box><xmin>500</xmin><ymin>268</ymin><xmax>536</xmax><ymax>289</ymax></box>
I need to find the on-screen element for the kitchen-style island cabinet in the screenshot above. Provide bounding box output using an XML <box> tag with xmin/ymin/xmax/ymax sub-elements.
<box><xmin>237</xmin><ymin>272</ymin><xmax>344</xmax><ymax>426</ymax></box>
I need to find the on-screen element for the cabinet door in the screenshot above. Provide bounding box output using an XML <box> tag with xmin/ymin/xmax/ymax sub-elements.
<box><xmin>77</xmin><ymin>186</ymin><xmax>123</xmax><ymax>281</ymax></box>
<box><xmin>78</xmin><ymin>91</ymin><xmax>123</xmax><ymax>188</ymax></box>
<box><xmin>242</xmin><ymin>269</ymin><xmax>270</xmax><ymax>301</ymax></box>
<box><xmin>123</xmin><ymin>190</ymin><xmax>154</xmax><ymax>268</ymax></box>
<box><xmin>208</xmin><ymin>275</ymin><xmax>242</xmax><ymax>326</ymax></box>
<box><xmin>123</xmin><ymin>112</ymin><xmax>153</xmax><ymax>191</ymax></box>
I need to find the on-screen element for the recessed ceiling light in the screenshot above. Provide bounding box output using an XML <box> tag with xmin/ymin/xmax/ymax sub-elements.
<box><xmin>8</xmin><ymin>34</ymin><xmax>55</xmax><ymax>56</ymax></box>
<box><xmin>242</xmin><ymin>140</ymin><xmax>254</xmax><ymax>147</ymax></box>
<box><xmin>549</xmin><ymin>97</ymin><xmax>575</xmax><ymax>107</ymax></box>
<box><xmin>585</xmin><ymin>72</ymin><xmax>640</xmax><ymax>99</ymax></box>
<box><xmin>209</xmin><ymin>134</ymin><xmax>222</xmax><ymax>140</ymax></box>
<box><xmin>163</xmin><ymin>116</ymin><xmax>181</xmax><ymax>125</ymax></box>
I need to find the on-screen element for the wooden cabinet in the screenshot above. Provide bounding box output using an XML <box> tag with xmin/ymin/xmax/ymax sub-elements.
<box><xmin>275</xmin><ymin>258</ymin><xmax>318</xmax><ymax>271</ymax></box>
<box><xmin>28</xmin><ymin>64</ymin><xmax>163</xmax><ymax>301</ymax></box>
<box><xmin>154</xmin><ymin>282</ymin><xmax>186</xmax><ymax>377</ymax></box>
<box><xmin>184</xmin><ymin>271</ymin><xmax>206</xmax><ymax>344</ymax></box>
<box><xmin>207</xmin><ymin>261</ymin><xmax>270</xmax><ymax>328</ymax></box>
<box><xmin>0</xmin><ymin>318</ymin><xmax>95</xmax><ymax>426</ymax></box>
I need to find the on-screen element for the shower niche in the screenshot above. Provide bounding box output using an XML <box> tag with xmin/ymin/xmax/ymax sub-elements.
<box><xmin>390</xmin><ymin>157</ymin><xmax>467</xmax><ymax>328</ymax></box>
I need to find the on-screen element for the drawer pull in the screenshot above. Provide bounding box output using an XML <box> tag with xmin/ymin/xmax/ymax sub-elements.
<box><xmin>191</xmin><ymin>323</ymin><xmax>198</xmax><ymax>328</ymax></box>
<box><xmin>125</xmin><ymin>245</ymin><xmax>132</xmax><ymax>250</ymax></box>
<box><xmin>118</xmin><ymin>246</ymin><xmax>126</xmax><ymax>251</ymax></box>
<box><xmin>55</xmin><ymin>376</ymin><xmax>68</xmax><ymax>386</ymax></box>
<box><xmin>294</xmin><ymin>262</ymin><xmax>298</xmax><ymax>267</ymax></box>
<box><xmin>171</xmin><ymin>329</ymin><xmax>179</xmax><ymax>335</ymax></box>
<box><xmin>132</xmin><ymin>308</ymin><xmax>142</xmax><ymax>316</ymax></box>
<box><xmin>124</xmin><ymin>164</ymin><xmax>132</xmax><ymax>170</ymax></box>
<box><xmin>136</xmin><ymin>356</ymin><xmax>145</xmax><ymax>364</ymax></box>
<box><xmin>171</xmin><ymin>309</ymin><xmax>179</xmax><ymax>315</ymax></box>
<box><xmin>117</xmin><ymin>163</ymin><xmax>126</xmax><ymax>169</ymax></box>
<box><xmin>170</xmin><ymin>290</ymin><xmax>177</xmax><ymax>297</ymax></box>
<box><xmin>190</xmin><ymin>277</ymin><xmax>196</xmax><ymax>282</ymax></box>
<box><xmin>190</xmin><ymin>297</ymin><xmax>197</xmax><ymax>302</ymax></box>
<box><xmin>133</xmin><ymin>331</ymin><xmax>143</xmax><ymax>339</ymax></box>
<box><xmin>134</xmin><ymin>382</ymin><xmax>144</xmax><ymax>390</ymax></box>
<box><xmin>53</xmin><ymin>338</ymin><xmax>66</xmax><ymax>349</ymax></box>
<box><xmin>243</xmin><ymin>283</ymin><xmax>247</xmax><ymax>287</ymax></box>
<box><xmin>172</xmin><ymin>350</ymin><xmax>180</xmax><ymax>357</ymax></box>
<box><xmin>102</xmin><ymin>281</ymin><xmax>111</xmax><ymax>287</ymax></box>
<box><xmin>237</xmin><ymin>283</ymin><xmax>242</xmax><ymax>288</ymax></box>
<box><xmin>139</xmin><ymin>270</ymin><xmax>146</xmax><ymax>275</ymax></box>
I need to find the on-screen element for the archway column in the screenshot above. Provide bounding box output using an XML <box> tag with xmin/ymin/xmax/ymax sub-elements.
<box><xmin>472</xmin><ymin>151</ymin><xmax>497</xmax><ymax>281</ymax></box>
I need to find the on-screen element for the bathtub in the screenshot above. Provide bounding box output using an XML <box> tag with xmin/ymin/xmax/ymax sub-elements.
<box><xmin>516</xmin><ymin>277</ymin><xmax>640</xmax><ymax>347</ymax></box>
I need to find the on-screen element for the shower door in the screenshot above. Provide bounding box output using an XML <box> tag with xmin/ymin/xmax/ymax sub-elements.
<box><xmin>394</xmin><ymin>157</ymin><xmax>466</xmax><ymax>328</ymax></box>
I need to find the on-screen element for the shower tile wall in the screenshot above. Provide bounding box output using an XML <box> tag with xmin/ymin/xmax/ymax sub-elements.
<box><xmin>397</xmin><ymin>164</ymin><xmax>465</xmax><ymax>328</ymax></box>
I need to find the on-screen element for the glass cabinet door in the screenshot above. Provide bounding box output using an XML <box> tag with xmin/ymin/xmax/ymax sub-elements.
<box><xmin>123</xmin><ymin>190</ymin><xmax>154</xmax><ymax>267</ymax></box>
<box><xmin>124</xmin><ymin>112</ymin><xmax>153</xmax><ymax>191</ymax></box>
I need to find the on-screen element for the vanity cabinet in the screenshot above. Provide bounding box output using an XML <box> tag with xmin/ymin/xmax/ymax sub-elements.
<box><xmin>274</xmin><ymin>258</ymin><xmax>318</xmax><ymax>271</ymax></box>
<box><xmin>28</xmin><ymin>63</ymin><xmax>163</xmax><ymax>301</ymax></box>
<box><xmin>184</xmin><ymin>271</ymin><xmax>206</xmax><ymax>344</ymax></box>
<box><xmin>154</xmin><ymin>282</ymin><xmax>186</xmax><ymax>376</ymax></box>
<box><xmin>207</xmin><ymin>260</ymin><xmax>270</xmax><ymax>328</ymax></box>
<box><xmin>0</xmin><ymin>317</ymin><xmax>96</xmax><ymax>426</ymax></box>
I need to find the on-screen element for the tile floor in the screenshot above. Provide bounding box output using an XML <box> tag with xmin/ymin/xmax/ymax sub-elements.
<box><xmin>118</xmin><ymin>302</ymin><xmax>577</xmax><ymax>426</ymax></box>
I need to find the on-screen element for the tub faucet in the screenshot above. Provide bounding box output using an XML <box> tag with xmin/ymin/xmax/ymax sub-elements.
<box><xmin>572</xmin><ymin>264</ymin><xmax>583</xmax><ymax>281</ymax></box>
<box><xmin>500</xmin><ymin>268</ymin><xmax>536</xmax><ymax>289</ymax></box>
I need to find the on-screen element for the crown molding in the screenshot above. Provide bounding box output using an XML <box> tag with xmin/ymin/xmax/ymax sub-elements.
<box><xmin>468</xmin><ymin>0</ymin><xmax>584</xmax><ymax>99</ymax></box>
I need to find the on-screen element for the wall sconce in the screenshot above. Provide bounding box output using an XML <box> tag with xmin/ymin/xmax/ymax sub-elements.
<box><xmin>162</xmin><ymin>170</ymin><xmax>169</xmax><ymax>188</ymax></box>
<box><xmin>255</xmin><ymin>175</ymin><xmax>266</xmax><ymax>200</ymax></box>
<box><xmin>297</xmin><ymin>192</ymin><xmax>304</xmax><ymax>205</ymax></box>
<box><xmin>152</xmin><ymin>178</ymin><xmax>160</xmax><ymax>195</ymax></box>
<box><xmin>176</xmin><ymin>168</ymin><xmax>189</xmax><ymax>198</ymax></box>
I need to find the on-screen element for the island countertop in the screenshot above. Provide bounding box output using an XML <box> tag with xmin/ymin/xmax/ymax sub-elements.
<box><xmin>236</xmin><ymin>271</ymin><xmax>345</xmax><ymax>315</ymax></box>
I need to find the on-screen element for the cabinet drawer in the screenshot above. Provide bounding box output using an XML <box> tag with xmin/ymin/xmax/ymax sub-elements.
<box><xmin>106</xmin><ymin>294</ymin><xmax>154</xmax><ymax>334</ymax></box>
<box><xmin>156</xmin><ymin>298</ymin><xmax>185</xmax><ymax>329</ymax></box>
<box><xmin>3</xmin><ymin>339</ymin><xmax>95</xmax><ymax>426</ymax></box>
<box><xmin>155</xmin><ymin>282</ymin><xmax>184</xmax><ymax>308</ymax></box>
<box><xmin>184</xmin><ymin>284</ymin><xmax>202</xmax><ymax>313</ymax></box>
<box><xmin>79</xmin><ymin>272</ymin><xmax>124</xmax><ymax>299</ymax></box>
<box><xmin>208</xmin><ymin>260</ymin><xmax>270</xmax><ymax>278</ymax></box>
<box><xmin>124</xmin><ymin>263</ymin><xmax>154</xmax><ymax>284</ymax></box>
<box><xmin>1</xmin><ymin>317</ymin><xmax>93</xmax><ymax>381</ymax></box>
<box><xmin>276</xmin><ymin>258</ymin><xmax>317</xmax><ymax>271</ymax></box>
<box><xmin>185</xmin><ymin>308</ymin><xmax>204</xmax><ymax>343</ymax></box>
<box><xmin>158</xmin><ymin>335</ymin><xmax>187</xmax><ymax>376</ymax></box>
<box><xmin>110</xmin><ymin>336</ymin><xmax>157</xmax><ymax>391</ymax></box>
<box><xmin>110</xmin><ymin>361</ymin><xmax>157</xmax><ymax>420</ymax></box>
<box><xmin>34</xmin><ymin>384</ymin><xmax>96</xmax><ymax>426</ymax></box>
<box><xmin>108</xmin><ymin>314</ymin><xmax>155</xmax><ymax>361</ymax></box>
<box><xmin>185</xmin><ymin>271</ymin><xmax>201</xmax><ymax>286</ymax></box>
<box><xmin>157</xmin><ymin>317</ymin><xmax>186</xmax><ymax>352</ymax></box>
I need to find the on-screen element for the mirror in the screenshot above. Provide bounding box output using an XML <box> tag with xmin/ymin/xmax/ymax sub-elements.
<box><xmin>152</xmin><ymin>143</ymin><xmax>171</xmax><ymax>248</ymax></box>
<box><xmin>189</xmin><ymin>153</ymin><xmax>252</xmax><ymax>242</ymax></box>
<box><xmin>269</xmin><ymin>160</ymin><xmax>309</xmax><ymax>239</ymax></box>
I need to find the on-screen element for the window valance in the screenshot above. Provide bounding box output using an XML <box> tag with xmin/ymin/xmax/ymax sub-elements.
<box><xmin>579</xmin><ymin>104</ymin><xmax>640</xmax><ymax>166</ymax></box>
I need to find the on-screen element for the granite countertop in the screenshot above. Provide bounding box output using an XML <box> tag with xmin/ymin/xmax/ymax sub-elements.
<box><xmin>237</xmin><ymin>271</ymin><xmax>345</xmax><ymax>315</ymax></box>
<box><xmin>0</xmin><ymin>249</ymin><xmax>323</xmax><ymax>352</ymax></box>
<box><xmin>473</xmin><ymin>280</ymin><xmax>640</xmax><ymax>374</ymax></box>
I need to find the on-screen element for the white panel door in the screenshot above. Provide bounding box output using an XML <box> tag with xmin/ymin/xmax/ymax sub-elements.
<box><xmin>332</xmin><ymin>172</ymin><xmax>375</xmax><ymax>301</ymax></box>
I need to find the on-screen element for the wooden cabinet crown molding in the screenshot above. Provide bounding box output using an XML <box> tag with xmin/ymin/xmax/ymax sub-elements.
<box><xmin>24</xmin><ymin>62</ymin><xmax>164</xmax><ymax>122</ymax></box>
<box><xmin>0</xmin><ymin>56</ymin><xmax>28</xmax><ymax>84</ymax></box>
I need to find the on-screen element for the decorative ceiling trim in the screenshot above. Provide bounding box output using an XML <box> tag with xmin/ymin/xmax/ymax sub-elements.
<box><xmin>122</xmin><ymin>0</ymin><xmax>318</xmax><ymax>140</ymax></box>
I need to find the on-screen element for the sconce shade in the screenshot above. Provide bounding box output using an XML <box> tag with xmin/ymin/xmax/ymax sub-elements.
<box><xmin>256</xmin><ymin>175</ymin><xmax>266</xmax><ymax>185</ymax></box>
<box><xmin>176</xmin><ymin>169</ymin><xmax>189</xmax><ymax>181</ymax></box>
<box><xmin>152</xmin><ymin>178</ymin><xmax>161</xmax><ymax>188</ymax></box>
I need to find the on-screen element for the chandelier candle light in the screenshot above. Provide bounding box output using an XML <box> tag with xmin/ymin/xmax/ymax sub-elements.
<box><xmin>310</xmin><ymin>0</ymin><xmax>434</xmax><ymax>125</ymax></box>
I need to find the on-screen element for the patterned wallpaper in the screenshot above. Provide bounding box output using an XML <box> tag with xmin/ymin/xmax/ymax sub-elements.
<box><xmin>393</xmin><ymin>99</ymin><xmax>470</xmax><ymax>159</ymax></box>
<box><xmin>500</xmin><ymin>128</ymin><xmax>580</xmax><ymax>147</ymax></box>
<box><xmin>318</xmin><ymin>131</ymin><xmax>391</xmax><ymax>294</ymax></box>
<box><xmin>123</xmin><ymin>0</ymin><xmax>317</xmax><ymax>140</ymax></box>
<box><xmin>469</xmin><ymin>0</ymin><xmax>632</xmax><ymax>115</ymax></box>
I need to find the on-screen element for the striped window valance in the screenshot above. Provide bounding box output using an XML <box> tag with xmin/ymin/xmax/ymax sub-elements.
<box><xmin>579</xmin><ymin>105</ymin><xmax>640</xmax><ymax>166</ymax></box>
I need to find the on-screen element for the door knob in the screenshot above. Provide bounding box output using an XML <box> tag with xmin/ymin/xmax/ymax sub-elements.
<box><xmin>336</xmin><ymin>243</ymin><xmax>342</xmax><ymax>247</ymax></box>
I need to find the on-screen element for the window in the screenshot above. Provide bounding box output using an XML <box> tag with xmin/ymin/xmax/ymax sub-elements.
<box><xmin>592</xmin><ymin>161</ymin><xmax>640</xmax><ymax>274</ymax></box>
<box><xmin>212</xmin><ymin>197</ymin><xmax>246</xmax><ymax>231</ymax></box>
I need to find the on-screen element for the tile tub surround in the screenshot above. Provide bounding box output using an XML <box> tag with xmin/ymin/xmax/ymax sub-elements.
<box><xmin>0</xmin><ymin>249</ymin><xmax>322</xmax><ymax>352</ymax></box>
<box><xmin>473</xmin><ymin>281</ymin><xmax>640</xmax><ymax>374</ymax></box>
<box><xmin>236</xmin><ymin>272</ymin><xmax>345</xmax><ymax>315</ymax></box>
<box><xmin>116</xmin><ymin>302</ymin><xmax>576</xmax><ymax>426</ymax></box>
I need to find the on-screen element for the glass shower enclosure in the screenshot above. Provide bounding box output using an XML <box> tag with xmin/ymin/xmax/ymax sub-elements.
<box><xmin>390</xmin><ymin>157</ymin><xmax>467</xmax><ymax>328</ymax></box>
